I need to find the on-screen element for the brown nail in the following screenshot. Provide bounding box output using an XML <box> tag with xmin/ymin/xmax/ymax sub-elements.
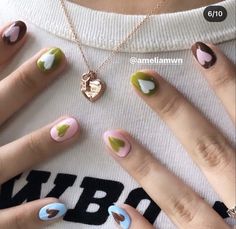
<box><xmin>2</xmin><ymin>21</ymin><xmax>27</xmax><ymax>45</ymax></box>
<box><xmin>191</xmin><ymin>42</ymin><xmax>216</xmax><ymax>69</ymax></box>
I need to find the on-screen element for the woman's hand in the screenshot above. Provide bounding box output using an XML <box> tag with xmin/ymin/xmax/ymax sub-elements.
<box><xmin>0</xmin><ymin>21</ymin><xmax>80</xmax><ymax>228</ymax></box>
<box><xmin>103</xmin><ymin>42</ymin><xmax>235</xmax><ymax>229</ymax></box>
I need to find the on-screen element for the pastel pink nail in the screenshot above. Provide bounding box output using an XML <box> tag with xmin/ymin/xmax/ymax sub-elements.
<box><xmin>50</xmin><ymin>117</ymin><xmax>79</xmax><ymax>142</ymax></box>
<box><xmin>103</xmin><ymin>130</ymin><xmax>131</xmax><ymax>157</ymax></box>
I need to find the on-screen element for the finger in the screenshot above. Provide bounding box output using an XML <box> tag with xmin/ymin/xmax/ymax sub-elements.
<box><xmin>191</xmin><ymin>42</ymin><xmax>236</xmax><ymax>123</ymax></box>
<box><xmin>0</xmin><ymin>47</ymin><xmax>66</xmax><ymax>125</ymax></box>
<box><xmin>0</xmin><ymin>21</ymin><xmax>27</xmax><ymax>69</ymax></box>
<box><xmin>0</xmin><ymin>116</ymin><xmax>80</xmax><ymax>184</ymax></box>
<box><xmin>130</xmin><ymin>70</ymin><xmax>235</xmax><ymax>208</ymax></box>
<box><xmin>0</xmin><ymin>197</ymin><xmax>67</xmax><ymax>229</ymax></box>
<box><xmin>103</xmin><ymin>130</ymin><xmax>230</xmax><ymax>229</ymax></box>
<box><xmin>108</xmin><ymin>204</ymin><xmax>154</xmax><ymax>229</ymax></box>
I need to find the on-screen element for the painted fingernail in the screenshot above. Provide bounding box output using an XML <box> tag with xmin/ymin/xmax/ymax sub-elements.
<box><xmin>108</xmin><ymin>205</ymin><xmax>131</xmax><ymax>229</ymax></box>
<box><xmin>2</xmin><ymin>21</ymin><xmax>27</xmax><ymax>45</ymax></box>
<box><xmin>131</xmin><ymin>71</ymin><xmax>158</xmax><ymax>96</ymax></box>
<box><xmin>50</xmin><ymin>117</ymin><xmax>79</xmax><ymax>142</ymax></box>
<box><xmin>39</xmin><ymin>202</ymin><xmax>67</xmax><ymax>221</ymax></box>
<box><xmin>191</xmin><ymin>42</ymin><xmax>216</xmax><ymax>69</ymax></box>
<box><xmin>37</xmin><ymin>48</ymin><xmax>64</xmax><ymax>72</ymax></box>
<box><xmin>103</xmin><ymin>130</ymin><xmax>131</xmax><ymax>158</ymax></box>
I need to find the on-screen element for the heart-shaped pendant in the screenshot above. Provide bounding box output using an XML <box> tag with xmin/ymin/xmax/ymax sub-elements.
<box><xmin>80</xmin><ymin>71</ymin><xmax>106</xmax><ymax>102</ymax></box>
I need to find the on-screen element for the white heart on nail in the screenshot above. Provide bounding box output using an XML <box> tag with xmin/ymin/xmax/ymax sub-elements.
<box><xmin>196</xmin><ymin>48</ymin><xmax>212</xmax><ymax>66</ymax></box>
<box><xmin>4</xmin><ymin>26</ymin><xmax>20</xmax><ymax>42</ymax></box>
<box><xmin>138</xmin><ymin>79</ymin><xmax>155</xmax><ymax>94</ymax></box>
<box><xmin>39</xmin><ymin>53</ymin><xmax>55</xmax><ymax>70</ymax></box>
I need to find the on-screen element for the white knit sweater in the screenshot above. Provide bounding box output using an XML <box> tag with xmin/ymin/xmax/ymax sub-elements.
<box><xmin>0</xmin><ymin>0</ymin><xmax>235</xmax><ymax>228</ymax></box>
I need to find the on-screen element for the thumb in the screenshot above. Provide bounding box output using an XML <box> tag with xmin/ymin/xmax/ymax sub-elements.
<box><xmin>0</xmin><ymin>198</ymin><xmax>67</xmax><ymax>229</ymax></box>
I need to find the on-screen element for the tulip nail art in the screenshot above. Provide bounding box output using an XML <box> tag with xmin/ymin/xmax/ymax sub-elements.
<box><xmin>2</xmin><ymin>21</ymin><xmax>27</xmax><ymax>45</ymax></box>
<box><xmin>108</xmin><ymin>205</ymin><xmax>131</xmax><ymax>229</ymax></box>
<box><xmin>191</xmin><ymin>42</ymin><xmax>216</xmax><ymax>69</ymax></box>
<box><xmin>131</xmin><ymin>71</ymin><xmax>158</xmax><ymax>96</ymax></box>
<box><xmin>103</xmin><ymin>130</ymin><xmax>131</xmax><ymax>158</ymax></box>
<box><xmin>37</xmin><ymin>48</ymin><xmax>64</xmax><ymax>72</ymax></box>
<box><xmin>50</xmin><ymin>117</ymin><xmax>79</xmax><ymax>142</ymax></box>
<box><xmin>39</xmin><ymin>202</ymin><xmax>67</xmax><ymax>221</ymax></box>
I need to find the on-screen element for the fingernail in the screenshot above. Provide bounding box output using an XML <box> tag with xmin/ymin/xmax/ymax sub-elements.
<box><xmin>37</xmin><ymin>48</ymin><xmax>64</xmax><ymax>72</ymax></box>
<box><xmin>50</xmin><ymin>117</ymin><xmax>79</xmax><ymax>142</ymax></box>
<box><xmin>191</xmin><ymin>42</ymin><xmax>216</xmax><ymax>69</ymax></box>
<box><xmin>131</xmin><ymin>71</ymin><xmax>158</xmax><ymax>96</ymax></box>
<box><xmin>2</xmin><ymin>21</ymin><xmax>27</xmax><ymax>45</ymax></box>
<box><xmin>103</xmin><ymin>130</ymin><xmax>131</xmax><ymax>158</ymax></box>
<box><xmin>108</xmin><ymin>205</ymin><xmax>131</xmax><ymax>229</ymax></box>
<box><xmin>39</xmin><ymin>202</ymin><xmax>67</xmax><ymax>221</ymax></box>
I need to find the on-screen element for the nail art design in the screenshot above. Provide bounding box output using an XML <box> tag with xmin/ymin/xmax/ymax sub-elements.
<box><xmin>103</xmin><ymin>130</ymin><xmax>131</xmax><ymax>157</ymax></box>
<box><xmin>50</xmin><ymin>117</ymin><xmax>79</xmax><ymax>142</ymax></box>
<box><xmin>37</xmin><ymin>48</ymin><xmax>64</xmax><ymax>72</ymax></box>
<box><xmin>2</xmin><ymin>21</ymin><xmax>27</xmax><ymax>45</ymax></box>
<box><xmin>191</xmin><ymin>42</ymin><xmax>216</xmax><ymax>69</ymax></box>
<box><xmin>39</xmin><ymin>202</ymin><xmax>67</xmax><ymax>221</ymax></box>
<box><xmin>131</xmin><ymin>71</ymin><xmax>158</xmax><ymax>96</ymax></box>
<box><xmin>108</xmin><ymin>205</ymin><xmax>131</xmax><ymax>229</ymax></box>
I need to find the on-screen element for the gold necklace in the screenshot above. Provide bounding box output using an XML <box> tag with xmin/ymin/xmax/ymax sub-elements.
<box><xmin>59</xmin><ymin>0</ymin><xmax>163</xmax><ymax>102</ymax></box>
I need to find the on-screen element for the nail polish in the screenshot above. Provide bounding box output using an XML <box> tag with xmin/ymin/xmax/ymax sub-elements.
<box><xmin>191</xmin><ymin>42</ymin><xmax>216</xmax><ymax>69</ymax></box>
<box><xmin>103</xmin><ymin>130</ymin><xmax>131</xmax><ymax>157</ymax></box>
<box><xmin>39</xmin><ymin>202</ymin><xmax>67</xmax><ymax>221</ymax></box>
<box><xmin>2</xmin><ymin>21</ymin><xmax>27</xmax><ymax>45</ymax></box>
<box><xmin>108</xmin><ymin>205</ymin><xmax>131</xmax><ymax>229</ymax></box>
<box><xmin>37</xmin><ymin>48</ymin><xmax>64</xmax><ymax>72</ymax></box>
<box><xmin>50</xmin><ymin>117</ymin><xmax>79</xmax><ymax>142</ymax></box>
<box><xmin>131</xmin><ymin>71</ymin><xmax>158</xmax><ymax>96</ymax></box>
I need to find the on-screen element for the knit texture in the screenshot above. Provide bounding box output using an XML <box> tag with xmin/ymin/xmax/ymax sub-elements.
<box><xmin>0</xmin><ymin>0</ymin><xmax>235</xmax><ymax>228</ymax></box>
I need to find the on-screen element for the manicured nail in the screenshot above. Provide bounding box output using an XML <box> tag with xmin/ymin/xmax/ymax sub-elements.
<box><xmin>2</xmin><ymin>21</ymin><xmax>27</xmax><ymax>45</ymax></box>
<box><xmin>131</xmin><ymin>71</ymin><xmax>158</xmax><ymax>96</ymax></box>
<box><xmin>191</xmin><ymin>42</ymin><xmax>216</xmax><ymax>69</ymax></box>
<box><xmin>103</xmin><ymin>130</ymin><xmax>131</xmax><ymax>158</ymax></box>
<box><xmin>50</xmin><ymin>117</ymin><xmax>79</xmax><ymax>142</ymax></box>
<box><xmin>108</xmin><ymin>205</ymin><xmax>131</xmax><ymax>229</ymax></box>
<box><xmin>39</xmin><ymin>202</ymin><xmax>67</xmax><ymax>221</ymax></box>
<box><xmin>37</xmin><ymin>48</ymin><xmax>64</xmax><ymax>72</ymax></box>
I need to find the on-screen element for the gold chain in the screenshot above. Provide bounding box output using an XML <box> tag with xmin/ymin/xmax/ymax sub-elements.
<box><xmin>59</xmin><ymin>0</ymin><xmax>163</xmax><ymax>74</ymax></box>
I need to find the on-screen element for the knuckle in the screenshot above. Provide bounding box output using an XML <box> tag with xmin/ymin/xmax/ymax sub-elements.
<box><xmin>15</xmin><ymin>67</ymin><xmax>37</xmax><ymax>91</ymax></box>
<box><xmin>158</xmin><ymin>93</ymin><xmax>183</xmax><ymax>117</ymax></box>
<box><xmin>27</xmin><ymin>134</ymin><xmax>46</xmax><ymax>160</ymax></box>
<box><xmin>193</xmin><ymin>135</ymin><xmax>230</xmax><ymax>169</ymax></box>
<box><xmin>132</xmin><ymin>153</ymin><xmax>153</xmax><ymax>181</ymax></box>
<box><xmin>212</xmin><ymin>70</ymin><xmax>235</xmax><ymax>88</ymax></box>
<box><xmin>168</xmin><ymin>192</ymin><xmax>197</xmax><ymax>224</ymax></box>
<box><xmin>13</xmin><ymin>210</ymin><xmax>27</xmax><ymax>229</ymax></box>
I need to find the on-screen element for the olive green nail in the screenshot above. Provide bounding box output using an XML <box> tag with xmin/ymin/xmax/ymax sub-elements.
<box><xmin>37</xmin><ymin>48</ymin><xmax>64</xmax><ymax>72</ymax></box>
<box><xmin>131</xmin><ymin>71</ymin><xmax>158</xmax><ymax>96</ymax></box>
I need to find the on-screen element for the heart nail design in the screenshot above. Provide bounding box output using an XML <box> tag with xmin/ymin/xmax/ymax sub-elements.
<box><xmin>103</xmin><ymin>130</ymin><xmax>131</xmax><ymax>158</ymax></box>
<box><xmin>37</xmin><ymin>48</ymin><xmax>64</xmax><ymax>72</ymax></box>
<box><xmin>46</xmin><ymin>209</ymin><xmax>60</xmax><ymax>218</ymax></box>
<box><xmin>39</xmin><ymin>202</ymin><xmax>67</xmax><ymax>221</ymax></box>
<box><xmin>108</xmin><ymin>205</ymin><xmax>131</xmax><ymax>229</ymax></box>
<box><xmin>131</xmin><ymin>71</ymin><xmax>158</xmax><ymax>96</ymax></box>
<box><xmin>56</xmin><ymin>124</ymin><xmax>70</xmax><ymax>137</ymax></box>
<box><xmin>108</xmin><ymin>137</ymin><xmax>125</xmax><ymax>152</ymax></box>
<box><xmin>112</xmin><ymin>212</ymin><xmax>125</xmax><ymax>224</ymax></box>
<box><xmin>138</xmin><ymin>79</ymin><xmax>155</xmax><ymax>94</ymax></box>
<box><xmin>50</xmin><ymin>117</ymin><xmax>79</xmax><ymax>142</ymax></box>
<box><xmin>191</xmin><ymin>42</ymin><xmax>216</xmax><ymax>69</ymax></box>
<box><xmin>2</xmin><ymin>21</ymin><xmax>27</xmax><ymax>45</ymax></box>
